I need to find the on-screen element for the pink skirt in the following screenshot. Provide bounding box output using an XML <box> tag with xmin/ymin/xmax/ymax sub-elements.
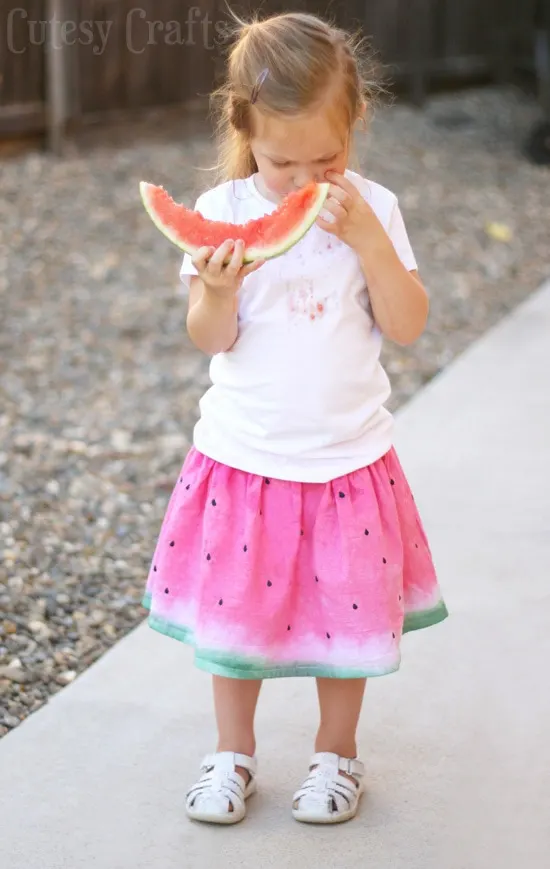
<box><xmin>143</xmin><ymin>447</ymin><xmax>448</xmax><ymax>679</ymax></box>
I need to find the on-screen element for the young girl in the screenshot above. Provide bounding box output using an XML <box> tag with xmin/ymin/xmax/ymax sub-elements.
<box><xmin>143</xmin><ymin>11</ymin><xmax>448</xmax><ymax>826</ymax></box>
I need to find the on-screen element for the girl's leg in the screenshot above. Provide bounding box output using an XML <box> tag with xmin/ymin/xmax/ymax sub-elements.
<box><xmin>186</xmin><ymin>677</ymin><xmax>262</xmax><ymax>822</ymax></box>
<box><xmin>292</xmin><ymin>679</ymin><xmax>367</xmax><ymax>820</ymax></box>
<box><xmin>315</xmin><ymin>678</ymin><xmax>367</xmax><ymax>759</ymax></box>
<box><xmin>213</xmin><ymin>675</ymin><xmax>262</xmax><ymax>781</ymax></box>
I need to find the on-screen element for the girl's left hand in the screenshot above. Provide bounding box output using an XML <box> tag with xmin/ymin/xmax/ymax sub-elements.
<box><xmin>316</xmin><ymin>171</ymin><xmax>386</xmax><ymax>253</ymax></box>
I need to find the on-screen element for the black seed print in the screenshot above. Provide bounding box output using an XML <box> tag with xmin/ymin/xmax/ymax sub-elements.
<box><xmin>382</xmin><ymin>557</ymin><xmax>387</xmax><ymax>564</ymax></box>
<box><xmin>315</xmin><ymin>576</ymin><xmax>319</xmax><ymax>583</ymax></box>
<box><xmin>265</xmin><ymin>478</ymin><xmax>271</xmax><ymax>485</ymax></box>
<box><xmin>392</xmin><ymin>632</ymin><xmax>396</xmax><ymax>639</ymax></box>
<box><xmin>243</xmin><ymin>545</ymin><xmax>248</xmax><ymax>553</ymax></box>
<box><xmin>218</xmin><ymin>599</ymin><xmax>223</xmax><ymax>606</ymax></box>
<box><xmin>415</xmin><ymin>543</ymin><xmax>419</xmax><ymax>549</ymax></box>
<box><xmin>364</xmin><ymin>529</ymin><xmax>369</xmax><ymax>536</ymax></box>
<box><xmin>300</xmin><ymin>529</ymin><xmax>304</xmax><ymax>536</ymax></box>
<box><xmin>390</xmin><ymin>479</ymin><xmax>395</xmax><ymax>486</ymax></box>
<box><xmin>287</xmin><ymin>625</ymin><xmax>291</xmax><ymax>631</ymax></box>
<box><xmin>206</xmin><ymin>553</ymin><xmax>211</xmax><ymax>561</ymax></box>
<box><xmin>164</xmin><ymin>588</ymin><xmax>169</xmax><ymax>595</ymax></box>
<box><xmin>399</xmin><ymin>595</ymin><xmax>402</xmax><ymax>601</ymax></box>
<box><xmin>339</xmin><ymin>491</ymin><xmax>345</xmax><ymax>498</ymax></box>
<box><xmin>180</xmin><ymin>477</ymin><xmax>183</xmax><ymax>483</ymax></box>
<box><xmin>153</xmin><ymin>565</ymin><xmax>157</xmax><ymax>572</ymax></box>
<box><xmin>259</xmin><ymin>509</ymin><xmax>263</xmax><ymax>516</ymax></box>
<box><xmin>353</xmin><ymin>603</ymin><xmax>358</xmax><ymax>610</ymax></box>
<box><xmin>170</xmin><ymin>541</ymin><xmax>175</xmax><ymax>547</ymax></box>
<box><xmin>186</xmin><ymin>484</ymin><xmax>190</xmax><ymax>490</ymax></box>
<box><xmin>326</xmin><ymin>632</ymin><xmax>331</xmax><ymax>639</ymax></box>
<box><xmin>267</xmin><ymin>580</ymin><xmax>273</xmax><ymax>587</ymax></box>
<box><xmin>211</xmin><ymin>499</ymin><xmax>217</xmax><ymax>506</ymax></box>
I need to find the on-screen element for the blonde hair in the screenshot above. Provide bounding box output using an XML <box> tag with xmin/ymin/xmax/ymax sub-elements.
<box><xmin>209</xmin><ymin>10</ymin><xmax>380</xmax><ymax>182</ymax></box>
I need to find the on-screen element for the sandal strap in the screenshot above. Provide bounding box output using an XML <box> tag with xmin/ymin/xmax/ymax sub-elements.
<box><xmin>309</xmin><ymin>752</ymin><xmax>365</xmax><ymax>779</ymax></box>
<box><xmin>186</xmin><ymin>752</ymin><xmax>257</xmax><ymax>815</ymax></box>
<box><xmin>200</xmin><ymin>751</ymin><xmax>257</xmax><ymax>777</ymax></box>
<box><xmin>295</xmin><ymin>771</ymin><xmax>360</xmax><ymax>797</ymax></box>
<box><xmin>294</xmin><ymin>775</ymin><xmax>358</xmax><ymax>799</ymax></box>
<box><xmin>293</xmin><ymin>754</ymin><xmax>365</xmax><ymax>817</ymax></box>
<box><xmin>187</xmin><ymin>771</ymin><xmax>246</xmax><ymax>813</ymax></box>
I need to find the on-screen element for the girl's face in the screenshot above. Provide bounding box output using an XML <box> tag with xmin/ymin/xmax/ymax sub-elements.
<box><xmin>250</xmin><ymin>106</ymin><xmax>349</xmax><ymax>203</ymax></box>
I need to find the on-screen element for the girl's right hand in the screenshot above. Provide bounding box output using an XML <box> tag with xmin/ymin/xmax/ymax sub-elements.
<box><xmin>192</xmin><ymin>239</ymin><xmax>265</xmax><ymax>299</ymax></box>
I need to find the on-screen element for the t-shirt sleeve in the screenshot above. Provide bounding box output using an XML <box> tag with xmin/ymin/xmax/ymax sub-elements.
<box><xmin>387</xmin><ymin>198</ymin><xmax>418</xmax><ymax>272</ymax></box>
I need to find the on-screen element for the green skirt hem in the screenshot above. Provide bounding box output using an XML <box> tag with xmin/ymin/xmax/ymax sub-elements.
<box><xmin>403</xmin><ymin>601</ymin><xmax>449</xmax><ymax>632</ymax></box>
<box><xmin>141</xmin><ymin>595</ymin><xmax>448</xmax><ymax>680</ymax></box>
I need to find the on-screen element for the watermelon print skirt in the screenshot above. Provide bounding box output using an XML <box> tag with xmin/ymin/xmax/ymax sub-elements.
<box><xmin>142</xmin><ymin>447</ymin><xmax>448</xmax><ymax>680</ymax></box>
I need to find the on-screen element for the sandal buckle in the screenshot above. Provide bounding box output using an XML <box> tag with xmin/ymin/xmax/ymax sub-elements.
<box><xmin>340</xmin><ymin>757</ymin><xmax>362</xmax><ymax>777</ymax></box>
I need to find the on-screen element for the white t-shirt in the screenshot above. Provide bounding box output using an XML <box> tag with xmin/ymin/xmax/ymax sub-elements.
<box><xmin>180</xmin><ymin>170</ymin><xmax>417</xmax><ymax>483</ymax></box>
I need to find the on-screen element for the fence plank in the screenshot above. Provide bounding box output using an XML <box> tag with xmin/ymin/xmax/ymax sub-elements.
<box><xmin>46</xmin><ymin>0</ymin><xmax>71</xmax><ymax>154</ymax></box>
<box><xmin>0</xmin><ymin>0</ymin><xmax>46</xmax><ymax>108</ymax></box>
<box><xmin>67</xmin><ymin>1</ymin><xmax>82</xmax><ymax>119</ymax></box>
<box><xmin>409</xmin><ymin>0</ymin><xmax>437</xmax><ymax>105</ymax></box>
<box><xmin>124</xmin><ymin>0</ymin><xmax>155</xmax><ymax>110</ymax></box>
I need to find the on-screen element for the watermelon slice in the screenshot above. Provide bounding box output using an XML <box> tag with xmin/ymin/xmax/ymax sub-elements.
<box><xmin>139</xmin><ymin>180</ymin><xmax>330</xmax><ymax>262</ymax></box>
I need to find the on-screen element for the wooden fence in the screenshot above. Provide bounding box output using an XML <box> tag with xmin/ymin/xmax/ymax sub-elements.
<box><xmin>0</xmin><ymin>0</ymin><xmax>541</xmax><ymax>152</ymax></box>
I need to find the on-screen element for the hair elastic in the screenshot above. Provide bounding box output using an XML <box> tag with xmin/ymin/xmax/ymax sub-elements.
<box><xmin>250</xmin><ymin>68</ymin><xmax>269</xmax><ymax>104</ymax></box>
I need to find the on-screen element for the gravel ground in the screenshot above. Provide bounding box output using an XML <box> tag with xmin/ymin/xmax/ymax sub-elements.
<box><xmin>1</xmin><ymin>86</ymin><xmax>549</xmax><ymax>736</ymax></box>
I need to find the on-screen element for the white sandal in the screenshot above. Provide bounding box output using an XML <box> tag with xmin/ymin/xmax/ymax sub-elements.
<box><xmin>185</xmin><ymin>751</ymin><xmax>257</xmax><ymax>825</ymax></box>
<box><xmin>292</xmin><ymin>752</ymin><xmax>365</xmax><ymax>824</ymax></box>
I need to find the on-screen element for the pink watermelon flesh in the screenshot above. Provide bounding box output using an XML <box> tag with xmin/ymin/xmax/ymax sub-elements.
<box><xmin>140</xmin><ymin>180</ymin><xmax>329</xmax><ymax>262</ymax></box>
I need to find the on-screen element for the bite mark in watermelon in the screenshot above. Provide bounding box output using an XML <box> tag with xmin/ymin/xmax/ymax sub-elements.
<box><xmin>139</xmin><ymin>180</ymin><xmax>330</xmax><ymax>262</ymax></box>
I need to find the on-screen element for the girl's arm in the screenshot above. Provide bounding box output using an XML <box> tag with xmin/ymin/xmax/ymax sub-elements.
<box><xmin>317</xmin><ymin>172</ymin><xmax>429</xmax><ymax>346</ymax></box>
<box><xmin>355</xmin><ymin>240</ymin><xmax>429</xmax><ymax>346</ymax></box>
<box><xmin>185</xmin><ymin>239</ymin><xmax>265</xmax><ymax>356</ymax></box>
<box><xmin>187</xmin><ymin>276</ymin><xmax>239</xmax><ymax>355</ymax></box>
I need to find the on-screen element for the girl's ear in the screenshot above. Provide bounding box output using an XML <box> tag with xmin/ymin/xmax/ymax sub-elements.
<box><xmin>355</xmin><ymin>101</ymin><xmax>368</xmax><ymax>130</ymax></box>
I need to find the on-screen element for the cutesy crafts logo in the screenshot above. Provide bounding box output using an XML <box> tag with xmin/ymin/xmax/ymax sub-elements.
<box><xmin>5</xmin><ymin>7</ymin><xmax>231</xmax><ymax>56</ymax></box>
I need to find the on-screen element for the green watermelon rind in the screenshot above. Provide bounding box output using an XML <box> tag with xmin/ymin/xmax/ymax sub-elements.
<box><xmin>139</xmin><ymin>180</ymin><xmax>330</xmax><ymax>263</ymax></box>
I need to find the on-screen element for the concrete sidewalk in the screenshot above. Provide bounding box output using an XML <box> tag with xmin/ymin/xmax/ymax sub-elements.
<box><xmin>1</xmin><ymin>282</ymin><xmax>550</xmax><ymax>869</ymax></box>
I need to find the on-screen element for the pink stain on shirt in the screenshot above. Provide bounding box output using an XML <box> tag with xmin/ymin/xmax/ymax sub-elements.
<box><xmin>286</xmin><ymin>280</ymin><xmax>328</xmax><ymax>322</ymax></box>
